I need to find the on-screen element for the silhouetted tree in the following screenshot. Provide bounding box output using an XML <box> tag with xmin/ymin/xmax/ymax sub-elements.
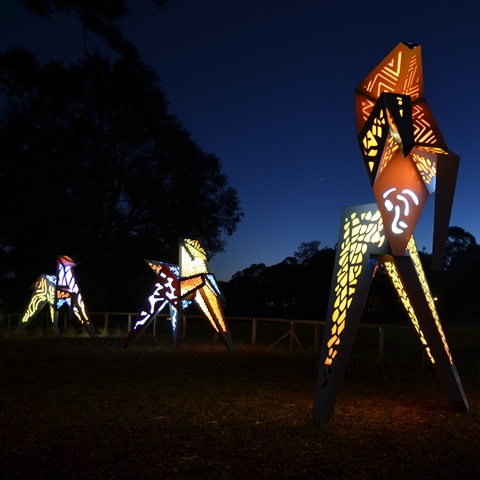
<box><xmin>223</xmin><ymin>230</ymin><xmax>479</xmax><ymax>324</ymax></box>
<box><xmin>17</xmin><ymin>0</ymin><xmax>168</xmax><ymax>58</ymax></box>
<box><xmin>223</xmin><ymin>244</ymin><xmax>335</xmax><ymax>320</ymax></box>
<box><xmin>443</xmin><ymin>227</ymin><xmax>478</xmax><ymax>269</ymax></box>
<box><xmin>293</xmin><ymin>240</ymin><xmax>321</xmax><ymax>264</ymax></box>
<box><xmin>0</xmin><ymin>7</ymin><xmax>242</xmax><ymax>311</ymax></box>
<box><xmin>438</xmin><ymin>227</ymin><xmax>480</xmax><ymax>322</ymax></box>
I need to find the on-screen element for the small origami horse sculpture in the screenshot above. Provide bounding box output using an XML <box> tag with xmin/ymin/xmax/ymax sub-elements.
<box><xmin>312</xmin><ymin>42</ymin><xmax>468</xmax><ymax>426</ymax></box>
<box><xmin>15</xmin><ymin>255</ymin><xmax>96</xmax><ymax>337</ymax></box>
<box><xmin>123</xmin><ymin>238</ymin><xmax>234</xmax><ymax>351</ymax></box>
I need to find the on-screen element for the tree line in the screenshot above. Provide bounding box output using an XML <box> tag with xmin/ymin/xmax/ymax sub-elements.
<box><xmin>0</xmin><ymin>0</ymin><xmax>243</xmax><ymax>312</ymax></box>
<box><xmin>221</xmin><ymin>229</ymin><xmax>480</xmax><ymax>325</ymax></box>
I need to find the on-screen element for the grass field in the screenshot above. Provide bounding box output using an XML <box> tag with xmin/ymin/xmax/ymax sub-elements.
<box><xmin>1</xmin><ymin>334</ymin><xmax>479</xmax><ymax>479</ymax></box>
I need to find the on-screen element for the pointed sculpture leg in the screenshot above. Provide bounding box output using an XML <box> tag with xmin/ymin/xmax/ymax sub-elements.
<box><xmin>313</xmin><ymin>204</ymin><xmax>388</xmax><ymax>425</ymax></box>
<box><xmin>123</xmin><ymin>262</ymin><xmax>180</xmax><ymax>348</ymax></box>
<box><xmin>56</xmin><ymin>255</ymin><xmax>96</xmax><ymax>337</ymax></box>
<box><xmin>14</xmin><ymin>274</ymin><xmax>56</xmax><ymax>335</ymax></box>
<box><xmin>380</xmin><ymin>238</ymin><xmax>468</xmax><ymax>412</ymax></box>
<box><xmin>193</xmin><ymin>281</ymin><xmax>235</xmax><ymax>352</ymax></box>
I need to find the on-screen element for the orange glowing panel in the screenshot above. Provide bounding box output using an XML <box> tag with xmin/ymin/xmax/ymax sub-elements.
<box><xmin>355</xmin><ymin>42</ymin><xmax>423</xmax><ymax>105</ymax></box>
<box><xmin>373</xmin><ymin>151</ymin><xmax>429</xmax><ymax>255</ymax></box>
<box><xmin>180</xmin><ymin>275</ymin><xmax>205</xmax><ymax>298</ymax></box>
<box><xmin>412</xmin><ymin>100</ymin><xmax>448</xmax><ymax>152</ymax></box>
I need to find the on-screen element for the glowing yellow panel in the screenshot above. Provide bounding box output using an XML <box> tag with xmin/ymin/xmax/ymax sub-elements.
<box><xmin>323</xmin><ymin>208</ymin><xmax>384</xmax><ymax>367</ymax></box>
<box><xmin>381</xmin><ymin>256</ymin><xmax>435</xmax><ymax>364</ymax></box>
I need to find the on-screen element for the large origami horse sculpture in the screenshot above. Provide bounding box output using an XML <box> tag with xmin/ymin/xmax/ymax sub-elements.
<box><xmin>15</xmin><ymin>255</ymin><xmax>96</xmax><ymax>337</ymax></box>
<box><xmin>123</xmin><ymin>238</ymin><xmax>234</xmax><ymax>351</ymax></box>
<box><xmin>312</xmin><ymin>42</ymin><xmax>468</xmax><ymax>426</ymax></box>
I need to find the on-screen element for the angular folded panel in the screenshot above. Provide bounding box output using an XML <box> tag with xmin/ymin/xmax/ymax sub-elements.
<box><xmin>432</xmin><ymin>152</ymin><xmax>460</xmax><ymax>270</ymax></box>
<box><xmin>123</xmin><ymin>261</ymin><xmax>181</xmax><ymax>348</ymax></box>
<box><xmin>373</xmin><ymin>152</ymin><xmax>429</xmax><ymax>256</ymax></box>
<box><xmin>412</xmin><ymin>99</ymin><xmax>448</xmax><ymax>152</ymax></box>
<box><xmin>355</xmin><ymin>42</ymin><xmax>423</xmax><ymax>101</ymax></box>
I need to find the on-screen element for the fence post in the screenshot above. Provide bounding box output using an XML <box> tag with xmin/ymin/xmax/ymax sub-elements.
<box><xmin>104</xmin><ymin>313</ymin><xmax>109</xmax><ymax>334</ymax></box>
<box><xmin>251</xmin><ymin>318</ymin><xmax>257</xmax><ymax>345</ymax></box>
<box><xmin>378</xmin><ymin>325</ymin><xmax>385</xmax><ymax>362</ymax></box>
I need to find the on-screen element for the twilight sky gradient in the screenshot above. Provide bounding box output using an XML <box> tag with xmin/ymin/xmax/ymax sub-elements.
<box><xmin>1</xmin><ymin>0</ymin><xmax>479</xmax><ymax>281</ymax></box>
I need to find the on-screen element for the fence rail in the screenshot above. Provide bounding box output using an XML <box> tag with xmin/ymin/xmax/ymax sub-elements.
<box><xmin>2</xmin><ymin>311</ymin><xmax>480</xmax><ymax>369</ymax></box>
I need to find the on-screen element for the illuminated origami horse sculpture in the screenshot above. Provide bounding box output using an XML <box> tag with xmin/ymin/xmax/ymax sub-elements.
<box><xmin>313</xmin><ymin>42</ymin><xmax>468</xmax><ymax>426</ymax></box>
<box><xmin>123</xmin><ymin>238</ymin><xmax>234</xmax><ymax>351</ymax></box>
<box><xmin>15</xmin><ymin>255</ymin><xmax>96</xmax><ymax>337</ymax></box>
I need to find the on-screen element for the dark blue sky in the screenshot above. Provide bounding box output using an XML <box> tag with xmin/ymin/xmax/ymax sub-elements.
<box><xmin>1</xmin><ymin>0</ymin><xmax>479</xmax><ymax>280</ymax></box>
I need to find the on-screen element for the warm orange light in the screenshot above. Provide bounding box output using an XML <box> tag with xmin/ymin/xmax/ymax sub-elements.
<box><xmin>406</xmin><ymin>237</ymin><xmax>453</xmax><ymax>364</ymax></box>
<box><xmin>381</xmin><ymin>254</ymin><xmax>435</xmax><ymax>364</ymax></box>
<box><xmin>180</xmin><ymin>275</ymin><xmax>204</xmax><ymax>298</ymax></box>
<box><xmin>373</xmin><ymin>151</ymin><xmax>429</xmax><ymax>255</ymax></box>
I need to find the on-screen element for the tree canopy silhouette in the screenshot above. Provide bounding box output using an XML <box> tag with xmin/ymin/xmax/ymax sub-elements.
<box><xmin>223</xmin><ymin>243</ymin><xmax>335</xmax><ymax>320</ymax></box>
<box><xmin>222</xmin><ymin>230</ymin><xmax>479</xmax><ymax>324</ymax></box>
<box><xmin>0</xmin><ymin>1</ymin><xmax>243</xmax><ymax>311</ymax></box>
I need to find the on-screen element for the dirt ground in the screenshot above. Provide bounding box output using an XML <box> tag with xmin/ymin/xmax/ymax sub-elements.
<box><xmin>1</xmin><ymin>337</ymin><xmax>479</xmax><ymax>479</ymax></box>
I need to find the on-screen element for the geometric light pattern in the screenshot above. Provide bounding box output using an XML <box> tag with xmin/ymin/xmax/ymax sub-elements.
<box><xmin>355</xmin><ymin>42</ymin><xmax>460</xmax><ymax>266</ymax></box>
<box><xmin>123</xmin><ymin>239</ymin><xmax>234</xmax><ymax>351</ymax></box>
<box><xmin>17</xmin><ymin>274</ymin><xmax>56</xmax><ymax>331</ymax></box>
<box><xmin>14</xmin><ymin>255</ymin><xmax>96</xmax><ymax>337</ymax></box>
<box><xmin>123</xmin><ymin>261</ymin><xmax>181</xmax><ymax>348</ymax></box>
<box><xmin>323</xmin><ymin>207</ymin><xmax>386</xmax><ymax>370</ymax></box>
<box><xmin>313</xmin><ymin>42</ymin><xmax>468</xmax><ymax>426</ymax></box>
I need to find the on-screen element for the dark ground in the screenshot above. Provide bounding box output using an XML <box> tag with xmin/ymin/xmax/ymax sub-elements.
<box><xmin>0</xmin><ymin>336</ymin><xmax>479</xmax><ymax>479</ymax></box>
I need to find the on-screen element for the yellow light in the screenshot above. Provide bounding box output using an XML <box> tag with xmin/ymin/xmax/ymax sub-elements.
<box><xmin>21</xmin><ymin>276</ymin><xmax>55</xmax><ymax>325</ymax></box>
<box><xmin>410</xmin><ymin>150</ymin><xmax>437</xmax><ymax>190</ymax></box>
<box><xmin>406</xmin><ymin>237</ymin><xmax>453</xmax><ymax>364</ymax></box>
<box><xmin>324</xmin><ymin>208</ymin><xmax>384</xmax><ymax>367</ymax></box>
<box><xmin>194</xmin><ymin>290</ymin><xmax>220</xmax><ymax>333</ymax></box>
<box><xmin>382</xmin><ymin>255</ymin><xmax>435</xmax><ymax>365</ymax></box>
<box><xmin>180</xmin><ymin>275</ymin><xmax>204</xmax><ymax>298</ymax></box>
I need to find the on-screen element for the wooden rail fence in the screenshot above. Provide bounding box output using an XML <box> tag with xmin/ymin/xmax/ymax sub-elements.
<box><xmin>2</xmin><ymin>311</ymin><xmax>479</xmax><ymax>370</ymax></box>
